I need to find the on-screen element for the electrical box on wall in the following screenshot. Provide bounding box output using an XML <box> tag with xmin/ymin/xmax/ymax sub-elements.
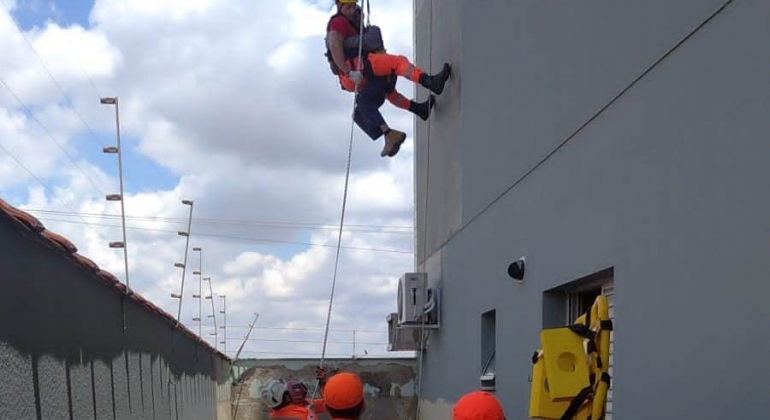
<box><xmin>398</xmin><ymin>272</ymin><xmax>425</xmax><ymax>325</ymax></box>
<box><xmin>387</xmin><ymin>273</ymin><xmax>441</xmax><ymax>351</ymax></box>
<box><xmin>396</xmin><ymin>272</ymin><xmax>440</xmax><ymax>328</ymax></box>
<box><xmin>385</xmin><ymin>313</ymin><xmax>422</xmax><ymax>351</ymax></box>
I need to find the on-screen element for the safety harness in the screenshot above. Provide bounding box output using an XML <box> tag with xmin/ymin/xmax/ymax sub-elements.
<box><xmin>324</xmin><ymin>12</ymin><xmax>361</xmax><ymax>75</ymax></box>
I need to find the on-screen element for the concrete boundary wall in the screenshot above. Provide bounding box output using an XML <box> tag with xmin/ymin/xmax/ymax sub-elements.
<box><xmin>0</xmin><ymin>201</ymin><xmax>231</xmax><ymax>419</ymax></box>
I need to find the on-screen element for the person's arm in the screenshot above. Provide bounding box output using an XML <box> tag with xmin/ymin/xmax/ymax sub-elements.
<box><xmin>327</xmin><ymin>30</ymin><xmax>351</xmax><ymax>75</ymax></box>
<box><xmin>311</xmin><ymin>399</ymin><xmax>327</xmax><ymax>414</ymax></box>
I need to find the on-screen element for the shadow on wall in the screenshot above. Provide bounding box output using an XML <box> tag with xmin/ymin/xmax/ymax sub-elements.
<box><xmin>231</xmin><ymin>359</ymin><xmax>418</xmax><ymax>420</ymax></box>
<box><xmin>0</xmin><ymin>205</ymin><xmax>231</xmax><ymax>419</ymax></box>
<box><xmin>1</xmin><ymin>342</ymin><xmax>229</xmax><ymax>420</ymax></box>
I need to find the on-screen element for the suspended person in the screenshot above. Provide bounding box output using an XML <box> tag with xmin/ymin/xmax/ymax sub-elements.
<box><xmin>325</xmin><ymin>0</ymin><xmax>451</xmax><ymax>157</ymax></box>
<box><xmin>452</xmin><ymin>391</ymin><xmax>507</xmax><ymax>420</ymax></box>
<box><xmin>321</xmin><ymin>372</ymin><xmax>367</xmax><ymax>420</ymax></box>
<box><xmin>333</xmin><ymin>4</ymin><xmax>435</xmax><ymax>124</ymax></box>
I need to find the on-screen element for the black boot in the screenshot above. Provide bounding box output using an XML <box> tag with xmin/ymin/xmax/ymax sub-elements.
<box><xmin>409</xmin><ymin>95</ymin><xmax>436</xmax><ymax>121</ymax></box>
<box><xmin>419</xmin><ymin>63</ymin><xmax>451</xmax><ymax>95</ymax></box>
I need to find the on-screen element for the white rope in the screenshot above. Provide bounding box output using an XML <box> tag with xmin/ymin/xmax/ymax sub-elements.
<box><xmin>415</xmin><ymin>1</ymin><xmax>434</xmax><ymax>418</ymax></box>
<box><xmin>311</xmin><ymin>0</ymin><xmax>367</xmax><ymax>401</ymax></box>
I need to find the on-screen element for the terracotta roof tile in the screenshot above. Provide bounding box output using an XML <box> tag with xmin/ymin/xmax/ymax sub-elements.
<box><xmin>97</xmin><ymin>269</ymin><xmax>120</xmax><ymax>285</ymax></box>
<box><xmin>0</xmin><ymin>198</ymin><xmax>230</xmax><ymax>361</ymax></box>
<box><xmin>41</xmin><ymin>230</ymin><xmax>78</xmax><ymax>253</ymax></box>
<box><xmin>0</xmin><ymin>198</ymin><xmax>44</xmax><ymax>232</ymax></box>
<box><xmin>73</xmin><ymin>253</ymin><xmax>100</xmax><ymax>273</ymax></box>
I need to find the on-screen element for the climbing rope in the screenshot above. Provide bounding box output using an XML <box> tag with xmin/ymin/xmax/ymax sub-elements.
<box><xmin>415</xmin><ymin>1</ymin><xmax>434</xmax><ymax>418</ymax></box>
<box><xmin>311</xmin><ymin>0</ymin><xmax>367</xmax><ymax>400</ymax></box>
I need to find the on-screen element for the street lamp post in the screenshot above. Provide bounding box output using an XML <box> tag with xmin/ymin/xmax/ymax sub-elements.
<box><xmin>173</xmin><ymin>200</ymin><xmax>194</xmax><ymax>323</ymax></box>
<box><xmin>219</xmin><ymin>295</ymin><xmax>227</xmax><ymax>355</ymax></box>
<box><xmin>193</xmin><ymin>247</ymin><xmax>203</xmax><ymax>337</ymax></box>
<box><xmin>100</xmin><ymin>96</ymin><xmax>130</xmax><ymax>295</ymax></box>
<box><xmin>204</xmin><ymin>277</ymin><xmax>218</xmax><ymax>349</ymax></box>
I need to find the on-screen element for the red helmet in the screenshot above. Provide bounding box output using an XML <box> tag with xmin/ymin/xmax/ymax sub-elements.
<box><xmin>286</xmin><ymin>381</ymin><xmax>308</xmax><ymax>405</ymax></box>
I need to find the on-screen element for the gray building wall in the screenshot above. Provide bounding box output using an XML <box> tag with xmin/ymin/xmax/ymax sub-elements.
<box><xmin>0</xmin><ymin>207</ymin><xmax>232</xmax><ymax>419</ymax></box>
<box><xmin>414</xmin><ymin>0</ymin><xmax>770</xmax><ymax>419</ymax></box>
<box><xmin>232</xmin><ymin>358</ymin><xmax>417</xmax><ymax>420</ymax></box>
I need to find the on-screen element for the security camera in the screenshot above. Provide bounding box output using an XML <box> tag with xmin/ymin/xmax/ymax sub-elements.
<box><xmin>507</xmin><ymin>256</ymin><xmax>526</xmax><ymax>281</ymax></box>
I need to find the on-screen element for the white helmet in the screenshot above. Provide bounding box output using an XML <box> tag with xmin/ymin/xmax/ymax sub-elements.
<box><xmin>262</xmin><ymin>379</ymin><xmax>289</xmax><ymax>409</ymax></box>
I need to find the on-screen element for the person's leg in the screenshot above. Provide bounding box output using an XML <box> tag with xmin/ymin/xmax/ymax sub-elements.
<box><xmin>366</xmin><ymin>53</ymin><xmax>421</xmax><ymax>81</ymax></box>
<box><xmin>386</xmin><ymin>91</ymin><xmax>436</xmax><ymax>121</ymax></box>
<box><xmin>385</xmin><ymin>90</ymin><xmax>410</xmax><ymax>110</ymax></box>
<box><xmin>352</xmin><ymin>78</ymin><xmax>405</xmax><ymax>157</ymax></box>
<box><xmin>366</xmin><ymin>54</ymin><xmax>452</xmax><ymax>95</ymax></box>
<box><xmin>353</xmin><ymin>99</ymin><xmax>388</xmax><ymax>140</ymax></box>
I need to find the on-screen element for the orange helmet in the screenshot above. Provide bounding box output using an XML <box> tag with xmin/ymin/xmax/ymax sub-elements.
<box><xmin>452</xmin><ymin>391</ymin><xmax>505</xmax><ymax>420</ymax></box>
<box><xmin>323</xmin><ymin>372</ymin><xmax>364</xmax><ymax>410</ymax></box>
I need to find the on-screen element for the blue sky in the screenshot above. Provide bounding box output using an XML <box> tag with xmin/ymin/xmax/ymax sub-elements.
<box><xmin>0</xmin><ymin>0</ymin><xmax>416</xmax><ymax>358</ymax></box>
<box><xmin>8</xmin><ymin>0</ymin><xmax>180</xmax><ymax>194</ymax></box>
<box><xmin>75</xmin><ymin>132</ymin><xmax>179</xmax><ymax>192</ymax></box>
<box><xmin>11</xmin><ymin>0</ymin><xmax>92</xmax><ymax>30</ymax></box>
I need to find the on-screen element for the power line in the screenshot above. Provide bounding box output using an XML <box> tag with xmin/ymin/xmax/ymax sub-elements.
<box><xmin>73</xmin><ymin>51</ymin><xmax>146</xmax><ymax>154</ymax></box>
<box><xmin>0</xmin><ymin>78</ymin><xmax>120</xmax><ymax>213</ymax></box>
<box><xmin>24</xmin><ymin>208</ymin><xmax>414</xmax><ymax>233</ymax></box>
<box><xmin>0</xmin><ymin>143</ymin><xmax>115</xmax><ymax>249</ymax></box>
<box><xmin>78</xmin><ymin>62</ymin><xmax>101</xmax><ymax>93</ymax></box>
<box><xmin>35</xmin><ymin>217</ymin><xmax>414</xmax><ymax>254</ymax></box>
<box><xmin>0</xmin><ymin>0</ymin><xmax>136</xmax><ymax>223</ymax></box>
<box><xmin>0</xmin><ymin>0</ymin><xmax>106</xmax><ymax>148</ymax></box>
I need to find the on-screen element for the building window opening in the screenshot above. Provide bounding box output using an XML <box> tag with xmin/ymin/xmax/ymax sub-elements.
<box><xmin>480</xmin><ymin>309</ymin><xmax>496</xmax><ymax>391</ymax></box>
<box><xmin>567</xmin><ymin>287</ymin><xmax>601</xmax><ymax>324</ymax></box>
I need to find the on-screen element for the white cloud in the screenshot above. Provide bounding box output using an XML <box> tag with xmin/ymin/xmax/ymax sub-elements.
<box><xmin>0</xmin><ymin>0</ymin><xmax>422</xmax><ymax>358</ymax></box>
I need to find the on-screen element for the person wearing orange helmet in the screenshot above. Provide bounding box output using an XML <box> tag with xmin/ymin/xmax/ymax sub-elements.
<box><xmin>321</xmin><ymin>372</ymin><xmax>366</xmax><ymax>420</ymax></box>
<box><xmin>325</xmin><ymin>0</ymin><xmax>451</xmax><ymax>158</ymax></box>
<box><xmin>452</xmin><ymin>391</ymin><xmax>507</xmax><ymax>420</ymax></box>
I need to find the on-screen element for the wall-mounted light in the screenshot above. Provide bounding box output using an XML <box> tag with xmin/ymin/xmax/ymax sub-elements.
<box><xmin>508</xmin><ymin>256</ymin><xmax>526</xmax><ymax>281</ymax></box>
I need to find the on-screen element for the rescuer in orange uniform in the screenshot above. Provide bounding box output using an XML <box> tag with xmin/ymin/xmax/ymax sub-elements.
<box><xmin>321</xmin><ymin>372</ymin><xmax>367</xmax><ymax>420</ymax></box>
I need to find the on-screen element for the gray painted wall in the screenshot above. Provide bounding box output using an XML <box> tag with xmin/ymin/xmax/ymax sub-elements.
<box><xmin>0</xmin><ymin>212</ymin><xmax>231</xmax><ymax>419</ymax></box>
<box><xmin>414</xmin><ymin>0</ymin><xmax>770</xmax><ymax>419</ymax></box>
